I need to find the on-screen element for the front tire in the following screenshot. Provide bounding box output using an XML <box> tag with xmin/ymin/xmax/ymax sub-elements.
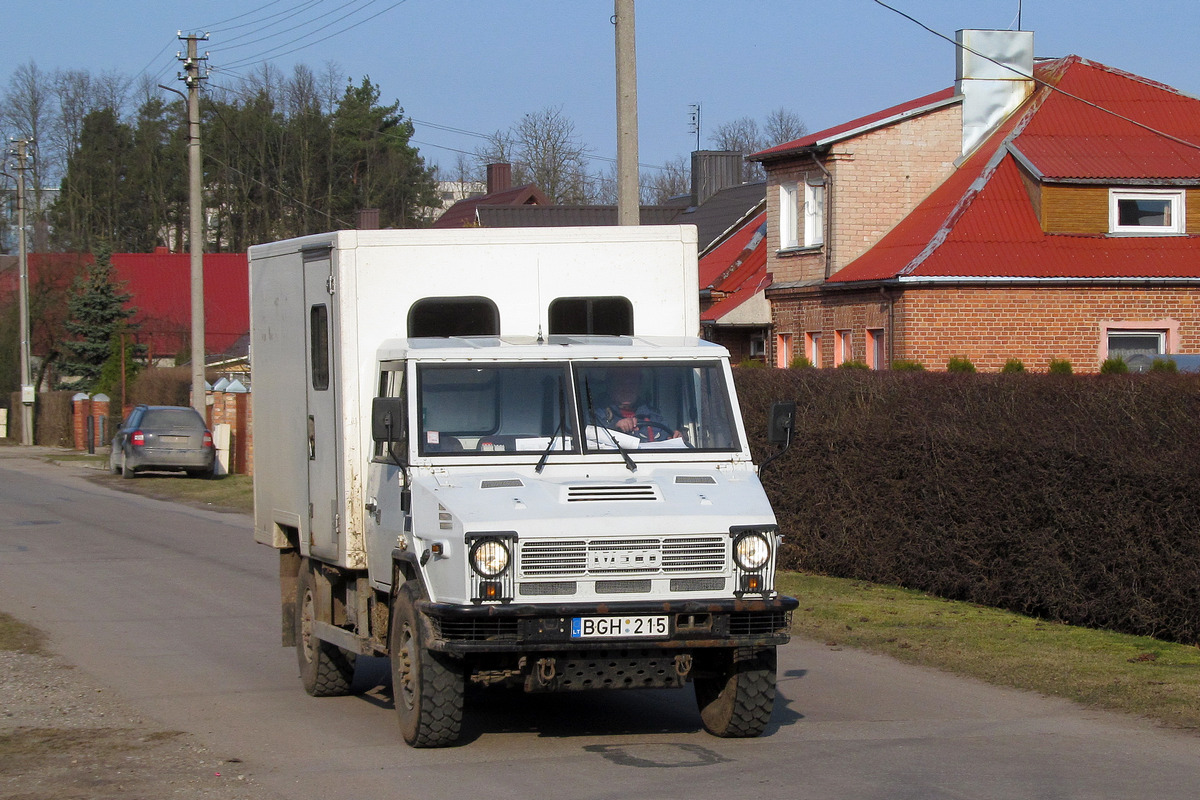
<box><xmin>694</xmin><ymin>646</ymin><xmax>777</xmax><ymax>738</ymax></box>
<box><xmin>390</xmin><ymin>582</ymin><xmax>464</xmax><ymax>747</ymax></box>
<box><xmin>295</xmin><ymin>560</ymin><xmax>356</xmax><ymax>697</ymax></box>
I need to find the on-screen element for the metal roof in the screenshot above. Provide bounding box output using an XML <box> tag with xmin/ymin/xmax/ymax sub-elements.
<box><xmin>828</xmin><ymin>56</ymin><xmax>1200</xmax><ymax>285</ymax></box>
<box><xmin>1013</xmin><ymin>56</ymin><xmax>1200</xmax><ymax>182</ymax></box>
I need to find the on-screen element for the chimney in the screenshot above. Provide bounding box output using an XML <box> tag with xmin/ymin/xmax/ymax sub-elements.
<box><xmin>486</xmin><ymin>163</ymin><xmax>512</xmax><ymax>194</ymax></box>
<box><xmin>956</xmin><ymin>29</ymin><xmax>1035</xmax><ymax>156</ymax></box>
<box><xmin>690</xmin><ymin>150</ymin><xmax>743</xmax><ymax>207</ymax></box>
<box><xmin>356</xmin><ymin>208</ymin><xmax>380</xmax><ymax>230</ymax></box>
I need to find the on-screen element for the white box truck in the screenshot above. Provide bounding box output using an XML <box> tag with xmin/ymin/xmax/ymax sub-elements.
<box><xmin>249</xmin><ymin>226</ymin><xmax>797</xmax><ymax>747</ymax></box>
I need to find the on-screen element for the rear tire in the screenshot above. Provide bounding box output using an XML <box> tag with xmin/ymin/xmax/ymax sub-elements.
<box><xmin>694</xmin><ymin>646</ymin><xmax>777</xmax><ymax>738</ymax></box>
<box><xmin>295</xmin><ymin>560</ymin><xmax>356</xmax><ymax>697</ymax></box>
<box><xmin>390</xmin><ymin>582</ymin><xmax>464</xmax><ymax>747</ymax></box>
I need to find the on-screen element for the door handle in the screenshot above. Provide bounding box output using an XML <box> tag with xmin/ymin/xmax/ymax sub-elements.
<box><xmin>307</xmin><ymin>415</ymin><xmax>316</xmax><ymax>460</ymax></box>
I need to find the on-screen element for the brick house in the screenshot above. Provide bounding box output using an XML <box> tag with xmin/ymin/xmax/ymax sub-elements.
<box><xmin>751</xmin><ymin>30</ymin><xmax>1200</xmax><ymax>372</ymax></box>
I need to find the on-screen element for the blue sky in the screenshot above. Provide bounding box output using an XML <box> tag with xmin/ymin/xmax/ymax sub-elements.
<box><xmin>5</xmin><ymin>0</ymin><xmax>1200</xmax><ymax>177</ymax></box>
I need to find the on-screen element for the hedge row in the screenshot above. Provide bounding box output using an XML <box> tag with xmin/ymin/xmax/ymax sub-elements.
<box><xmin>735</xmin><ymin>369</ymin><xmax>1200</xmax><ymax>644</ymax></box>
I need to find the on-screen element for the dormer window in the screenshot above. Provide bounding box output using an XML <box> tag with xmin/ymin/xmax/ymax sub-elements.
<box><xmin>779</xmin><ymin>178</ymin><xmax>826</xmax><ymax>250</ymax></box>
<box><xmin>1109</xmin><ymin>189</ymin><xmax>1184</xmax><ymax>235</ymax></box>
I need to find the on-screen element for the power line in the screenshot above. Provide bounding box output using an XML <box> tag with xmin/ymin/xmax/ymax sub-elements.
<box><xmin>871</xmin><ymin>0</ymin><xmax>1200</xmax><ymax>153</ymax></box>
<box><xmin>216</xmin><ymin>0</ymin><xmax>410</xmax><ymax>71</ymax></box>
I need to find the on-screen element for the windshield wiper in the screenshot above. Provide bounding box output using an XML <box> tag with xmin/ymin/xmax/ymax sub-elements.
<box><xmin>585</xmin><ymin>378</ymin><xmax>637</xmax><ymax>473</ymax></box>
<box><xmin>535</xmin><ymin>381</ymin><xmax>570</xmax><ymax>474</ymax></box>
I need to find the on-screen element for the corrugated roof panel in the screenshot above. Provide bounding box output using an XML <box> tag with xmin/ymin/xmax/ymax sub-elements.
<box><xmin>1015</xmin><ymin>57</ymin><xmax>1200</xmax><ymax>180</ymax></box>
<box><xmin>831</xmin><ymin>56</ymin><xmax>1200</xmax><ymax>285</ymax></box>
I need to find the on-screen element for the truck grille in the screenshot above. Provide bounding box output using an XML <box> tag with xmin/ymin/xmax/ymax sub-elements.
<box><xmin>519</xmin><ymin>535</ymin><xmax>727</xmax><ymax>577</ymax></box>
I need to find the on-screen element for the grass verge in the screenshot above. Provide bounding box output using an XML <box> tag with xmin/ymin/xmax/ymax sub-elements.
<box><xmin>0</xmin><ymin>610</ymin><xmax>48</xmax><ymax>655</ymax></box>
<box><xmin>779</xmin><ymin>572</ymin><xmax>1200</xmax><ymax>730</ymax></box>
<box><xmin>111</xmin><ymin>472</ymin><xmax>254</xmax><ymax>513</ymax></box>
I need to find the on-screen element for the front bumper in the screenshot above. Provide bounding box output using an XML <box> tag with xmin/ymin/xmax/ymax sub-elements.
<box><xmin>416</xmin><ymin>595</ymin><xmax>799</xmax><ymax>655</ymax></box>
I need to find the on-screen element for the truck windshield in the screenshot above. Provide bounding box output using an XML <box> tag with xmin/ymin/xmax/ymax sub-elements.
<box><xmin>575</xmin><ymin>362</ymin><xmax>739</xmax><ymax>452</ymax></box>
<box><xmin>417</xmin><ymin>364</ymin><xmax>576</xmax><ymax>456</ymax></box>
<box><xmin>416</xmin><ymin>360</ymin><xmax>740</xmax><ymax>456</ymax></box>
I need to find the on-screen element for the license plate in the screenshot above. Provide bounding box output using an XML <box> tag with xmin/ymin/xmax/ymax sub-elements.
<box><xmin>570</xmin><ymin>615</ymin><xmax>669</xmax><ymax>639</ymax></box>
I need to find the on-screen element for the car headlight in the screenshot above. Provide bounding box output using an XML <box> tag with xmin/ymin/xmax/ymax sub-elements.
<box><xmin>733</xmin><ymin>531</ymin><xmax>771</xmax><ymax>571</ymax></box>
<box><xmin>469</xmin><ymin>538</ymin><xmax>511</xmax><ymax>577</ymax></box>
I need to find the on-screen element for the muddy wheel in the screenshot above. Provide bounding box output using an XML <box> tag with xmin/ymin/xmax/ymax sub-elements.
<box><xmin>295</xmin><ymin>560</ymin><xmax>356</xmax><ymax>697</ymax></box>
<box><xmin>693</xmin><ymin>646</ymin><xmax>777</xmax><ymax>738</ymax></box>
<box><xmin>390</xmin><ymin>582</ymin><xmax>464</xmax><ymax>747</ymax></box>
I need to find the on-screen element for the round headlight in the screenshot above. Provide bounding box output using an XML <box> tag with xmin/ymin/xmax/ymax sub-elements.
<box><xmin>733</xmin><ymin>532</ymin><xmax>771</xmax><ymax>571</ymax></box>
<box><xmin>470</xmin><ymin>539</ymin><xmax>511</xmax><ymax>577</ymax></box>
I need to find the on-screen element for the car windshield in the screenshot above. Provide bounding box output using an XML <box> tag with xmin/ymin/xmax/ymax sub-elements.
<box><xmin>415</xmin><ymin>360</ymin><xmax>739</xmax><ymax>455</ymax></box>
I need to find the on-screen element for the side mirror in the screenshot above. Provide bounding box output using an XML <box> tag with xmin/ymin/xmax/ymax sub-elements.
<box><xmin>371</xmin><ymin>396</ymin><xmax>406</xmax><ymax>443</ymax></box>
<box><xmin>766</xmin><ymin>401</ymin><xmax>796</xmax><ymax>445</ymax></box>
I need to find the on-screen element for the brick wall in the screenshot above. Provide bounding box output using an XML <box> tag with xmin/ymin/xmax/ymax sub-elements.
<box><xmin>208</xmin><ymin>390</ymin><xmax>254</xmax><ymax>475</ymax></box>
<box><xmin>901</xmin><ymin>285</ymin><xmax>1200</xmax><ymax>372</ymax></box>
<box><xmin>764</xmin><ymin>102</ymin><xmax>961</xmax><ymax>363</ymax></box>
<box><xmin>773</xmin><ymin>284</ymin><xmax>1200</xmax><ymax>372</ymax></box>
<box><xmin>72</xmin><ymin>396</ymin><xmax>110</xmax><ymax>451</ymax></box>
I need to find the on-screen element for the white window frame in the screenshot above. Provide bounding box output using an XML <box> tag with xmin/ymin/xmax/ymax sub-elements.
<box><xmin>866</xmin><ymin>328</ymin><xmax>885</xmax><ymax>370</ymax></box>
<box><xmin>779</xmin><ymin>181</ymin><xmax>800</xmax><ymax>250</ymax></box>
<box><xmin>1109</xmin><ymin>189</ymin><xmax>1185</xmax><ymax>235</ymax></box>
<box><xmin>804</xmin><ymin>180</ymin><xmax>825</xmax><ymax>247</ymax></box>
<box><xmin>834</xmin><ymin>330</ymin><xmax>852</xmax><ymax>366</ymax></box>
<box><xmin>776</xmin><ymin>333</ymin><xmax>793</xmax><ymax>368</ymax></box>
<box><xmin>805</xmin><ymin>331</ymin><xmax>822</xmax><ymax>368</ymax></box>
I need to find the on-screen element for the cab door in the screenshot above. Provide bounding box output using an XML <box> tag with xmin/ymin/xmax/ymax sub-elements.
<box><xmin>303</xmin><ymin>249</ymin><xmax>340</xmax><ymax>559</ymax></box>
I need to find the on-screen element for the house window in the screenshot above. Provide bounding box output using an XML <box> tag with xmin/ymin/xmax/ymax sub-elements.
<box><xmin>1106</xmin><ymin>330</ymin><xmax>1165</xmax><ymax>359</ymax></box>
<box><xmin>805</xmin><ymin>331</ymin><xmax>822</xmax><ymax>368</ymax></box>
<box><xmin>1109</xmin><ymin>190</ymin><xmax>1184</xmax><ymax>234</ymax></box>
<box><xmin>804</xmin><ymin>181</ymin><xmax>825</xmax><ymax>247</ymax></box>
<box><xmin>834</xmin><ymin>330</ymin><xmax>852</xmax><ymax>366</ymax></box>
<box><xmin>749</xmin><ymin>336</ymin><xmax>766</xmax><ymax>359</ymax></box>
<box><xmin>780</xmin><ymin>182</ymin><xmax>800</xmax><ymax>249</ymax></box>
<box><xmin>866</xmin><ymin>328</ymin><xmax>885</xmax><ymax>369</ymax></box>
<box><xmin>776</xmin><ymin>333</ymin><xmax>793</xmax><ymax>368</ymax></box>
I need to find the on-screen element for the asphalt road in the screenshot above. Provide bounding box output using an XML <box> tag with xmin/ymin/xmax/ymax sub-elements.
<box><xmin>1</xmin><ymin>447</ymin><xmax>1198</xmax><ymax>799</ymax></box>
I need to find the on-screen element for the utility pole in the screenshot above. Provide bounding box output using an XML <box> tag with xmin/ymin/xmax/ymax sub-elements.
<box><xmin>10</xmin><ymin>138</ymin><xmax>33</xmax><ymax>445</ymax></box>
<box><xmin>178</xmin><ymin>33</ymin><xmax>209</xmax><ymax>418</ymax></box>
<box><xmin>614</xmin><ymin>0</ymin><xmax>639</xmax><ymax>225</ymax></box>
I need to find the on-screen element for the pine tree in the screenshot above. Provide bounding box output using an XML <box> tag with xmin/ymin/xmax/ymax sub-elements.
<box><xmin>59</xmin><ymin>243</ymin><xmax>142</xmax><ymax>391</ymax></box>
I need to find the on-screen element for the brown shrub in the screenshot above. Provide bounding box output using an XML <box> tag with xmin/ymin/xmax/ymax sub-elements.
<box><xmin>737</xmin><ymin>369</ymin><xmax>1200</xmax><ymax>644</ymax></box>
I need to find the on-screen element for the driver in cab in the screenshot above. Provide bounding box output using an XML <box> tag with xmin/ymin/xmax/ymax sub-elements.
<box><xmin>593</xmin><ymin>370</ymin><xmax>682</xmax><ymax>442</ymax></box>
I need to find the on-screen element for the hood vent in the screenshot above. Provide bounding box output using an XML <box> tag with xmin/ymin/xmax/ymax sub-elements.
<box><xmin>481</xmin><ymin>478</ymin><xmax>524</xmax><ymax>489</ymax></box>
<box><xmin>675</xmin><ymin>475</ymin><xmax>717</xmax><ymax>485</ymax></box>
<box><xmin>567</xmin><ymin>484</ymin><xmax>660</xmax><ymax>502</ymax></box>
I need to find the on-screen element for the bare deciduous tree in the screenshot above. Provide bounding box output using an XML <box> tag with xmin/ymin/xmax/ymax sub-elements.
<box><xmin>764</xmin><ymin>107</ymin><xmax>807</xmax><ymax>146</ymax></box>
<box><xmin>709</xmin><ymin>108</ymin><xmax>807</xmax><ymax>182</ymax></box>
<box><xmin>476</xmin><ymin>105</ymin><xmax>594</xmax><ymax>204</ymax></box>
<box><xmin>644</xmin><ymin>154</ymin><xmax>690</xmax><ymax>205</ymax></box>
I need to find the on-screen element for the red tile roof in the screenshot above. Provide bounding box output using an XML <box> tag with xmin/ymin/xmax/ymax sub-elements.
<box><xmin>1014</xmin><ymin>56</ymin><xmax>1200</xmax><ymax>182</ymax></box>
<box><xmin>751</xmin><ymin>88</ymin><xmax>958</xmax><ymax>161</ymax></box>
<box><xmin>828</xmin><ymin>56</ymin><xmax>1200</xmax><ymax>285</ymax></box>
<box><xmin>11</xmin><ymin>252</ymin><xmax>249</xmax><ymax>357</ymax></box>
<box><xmin>700</xmin><ymin>212</ymin><xmax>770</xmax><ymax>323</ymax></box>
